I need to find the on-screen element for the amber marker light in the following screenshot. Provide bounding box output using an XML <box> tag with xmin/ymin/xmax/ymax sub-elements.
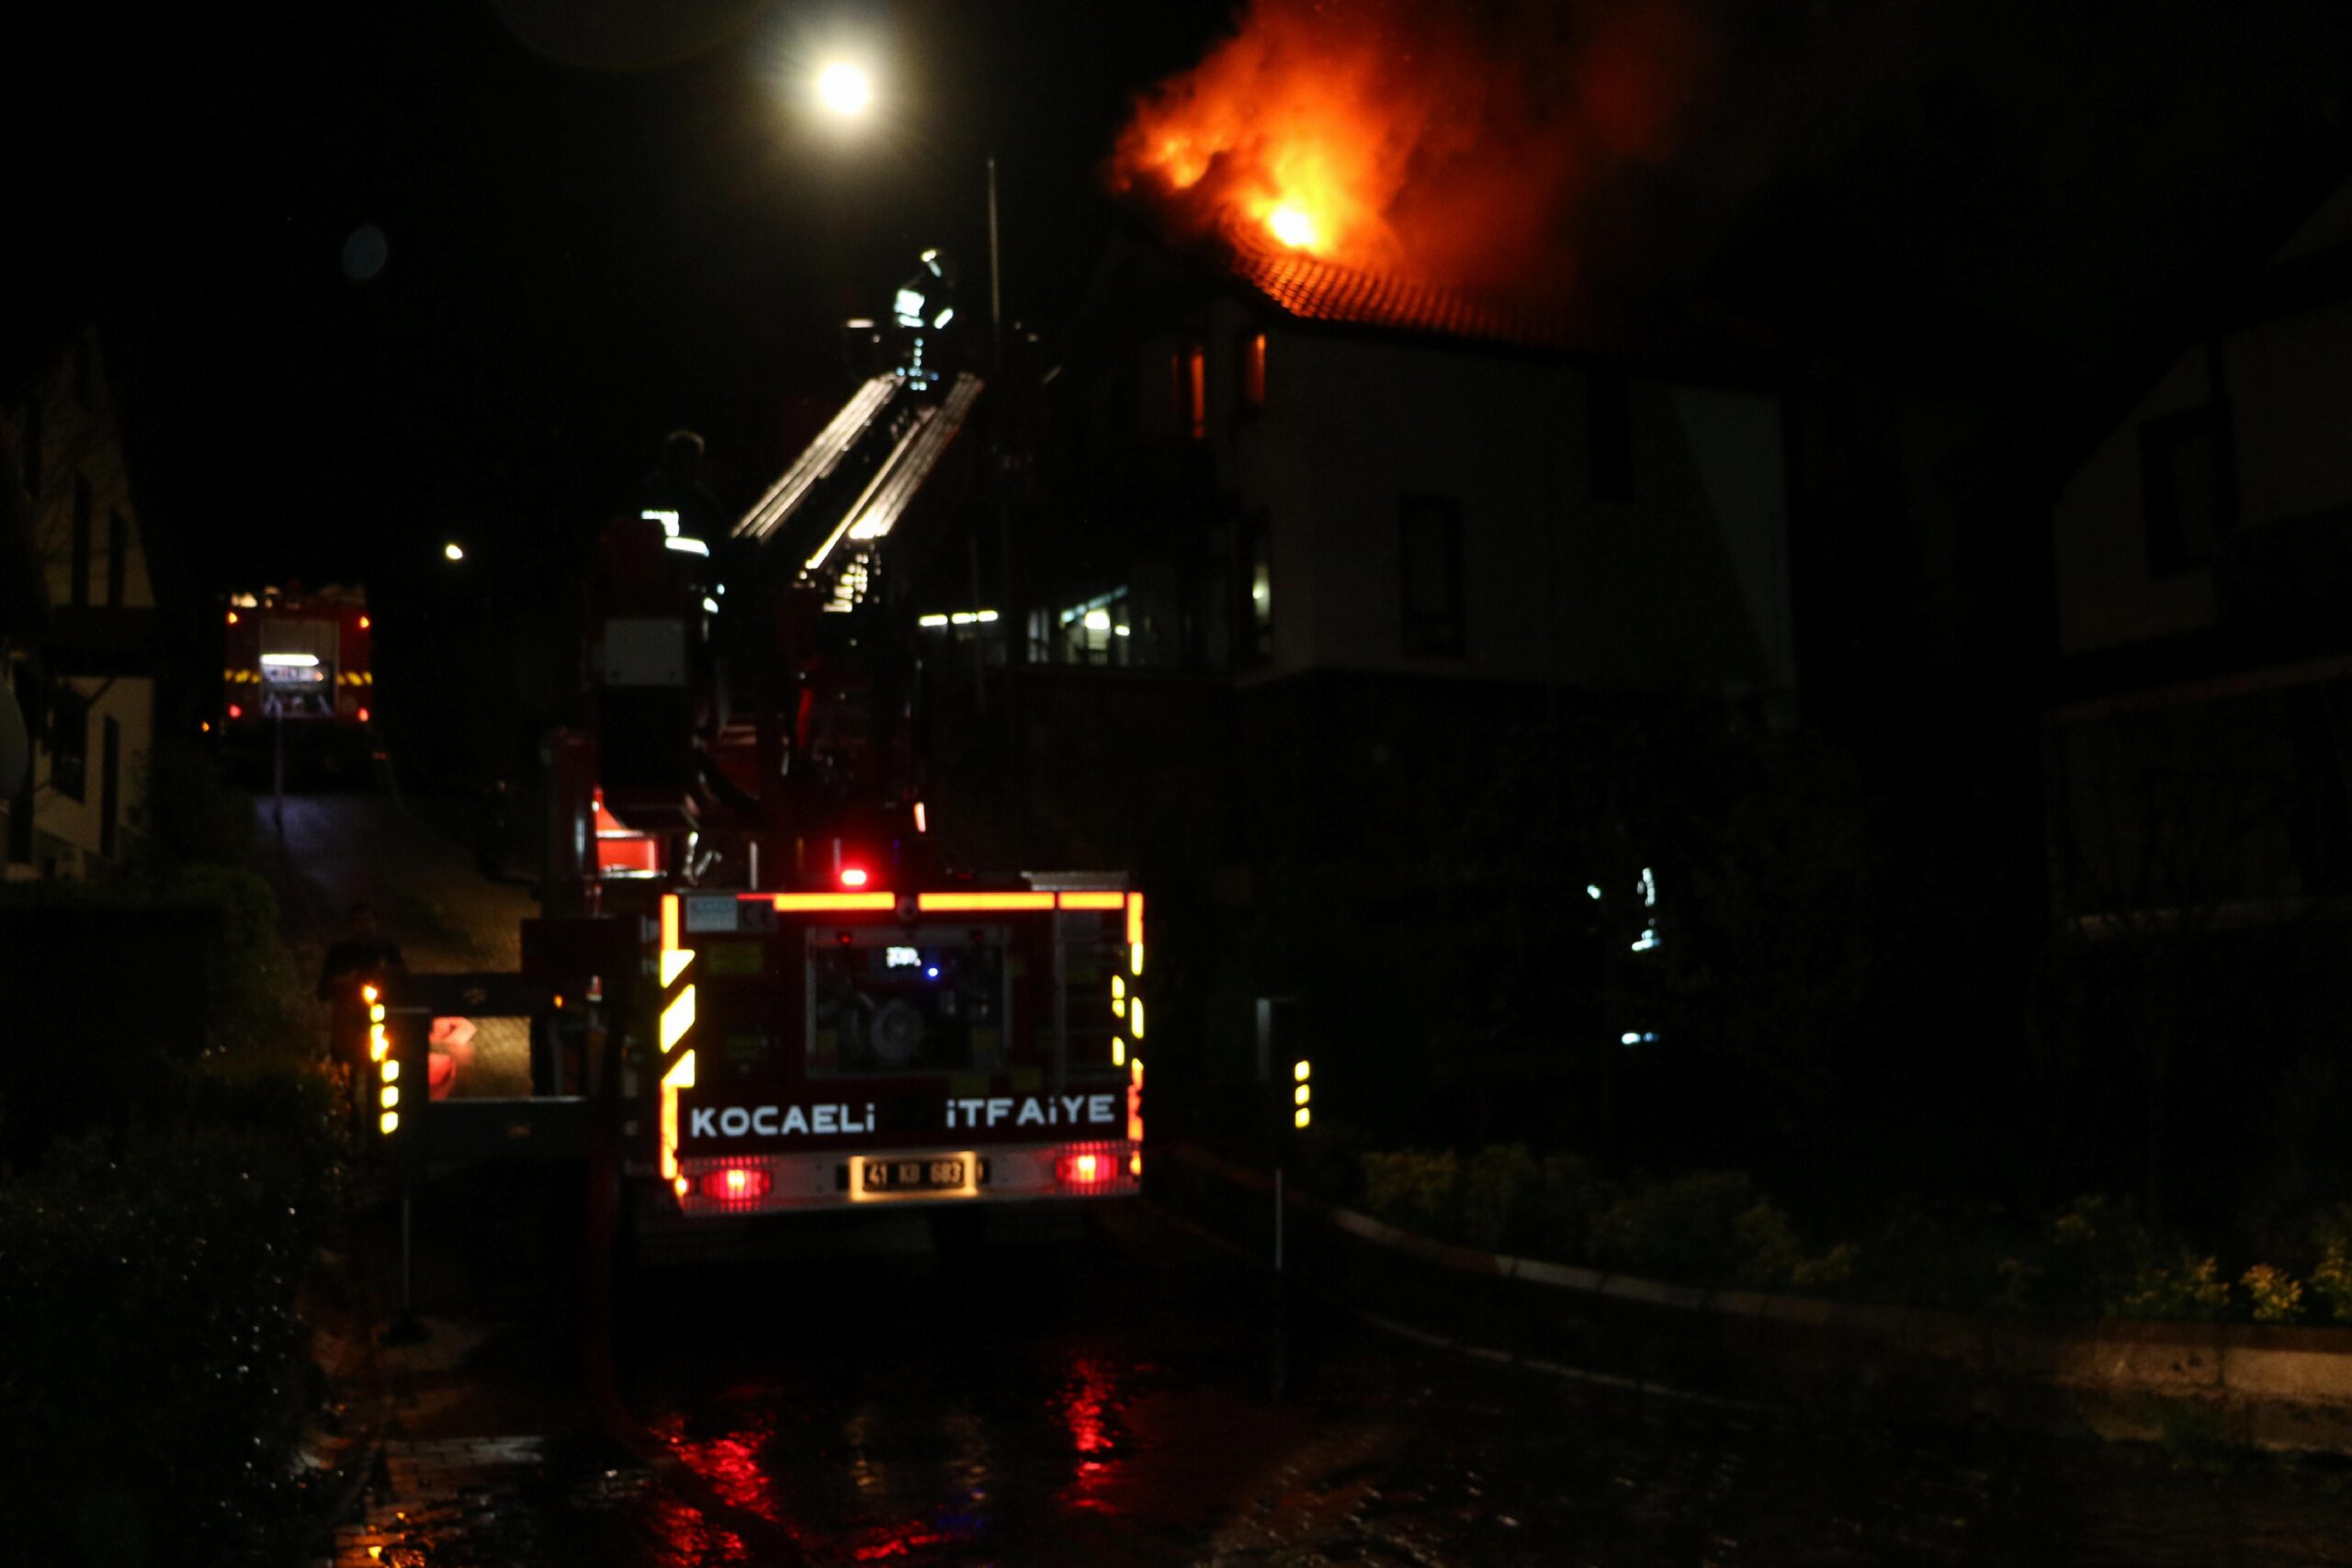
<box><xmin>917</xmin><ymin>891</ymin><xmax>1055</xmax><ymax>912</ymax></box>
<box><xmin>771</xmin><ymin>891</ymin><xmax>895</xmax><ymax>912</ymax></box>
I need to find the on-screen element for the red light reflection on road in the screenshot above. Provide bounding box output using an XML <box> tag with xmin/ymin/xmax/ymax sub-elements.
<box><xmin>849</xmin><ymin>1524</ymin><xmax>956</xmax><ymax>1561</ymax></box>
<box><xmin>650</xmin><ymin>1495</ymin><xmax>749</xmax><ymax>1566</ymax></box>
<box><xmin>1055</xmin><ymin>1355</ymin><xmax>1129</xmax><ymax>1516</ymax></box>
<box><xmin>649</xmin><ymin>1413</ymin><xmax>787</xmax><ymax>1565</ymax></box>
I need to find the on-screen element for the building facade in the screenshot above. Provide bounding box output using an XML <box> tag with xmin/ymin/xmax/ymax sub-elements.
<box><xmin>0</xmin><ymin>330</ymin><xmax>164</xmax><ymax>878</ymax></box>
<box><xmin>917</xmin><ymin>236</ymin><xmax>1814</xmax><ymax>1145</ymax></box>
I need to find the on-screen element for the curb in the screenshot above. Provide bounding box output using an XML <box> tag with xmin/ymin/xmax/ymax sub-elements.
<box><xmin>1160</xmin><ymin>1143</ymin><xmax>2352</xmax><ymax>1451</ymax></box>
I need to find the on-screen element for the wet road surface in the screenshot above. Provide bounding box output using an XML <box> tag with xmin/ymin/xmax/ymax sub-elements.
<box><xmin>332</xmin><ymin>1201</ymin><xmax>2352</xmax><ymax>1567</ymax></box>
<box><xmin>276</xmin><ymin>790</ymin><xmax>2351</xmax><ymax>1564</ymax></box>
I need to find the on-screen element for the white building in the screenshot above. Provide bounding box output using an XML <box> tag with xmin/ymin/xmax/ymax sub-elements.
<box><xmin>1038</xmin><ymin>235</ymin><xmax>1799</xmax><ymax>718</ymax></box>
<box><xmin>0</xmin><ymin>329</ymin><xmax>163</xmax><ymax>878</ymax></box>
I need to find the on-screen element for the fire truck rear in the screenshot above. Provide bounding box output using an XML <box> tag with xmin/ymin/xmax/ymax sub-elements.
<box><xmin>519</xmin><ymin>338</ymin><xmax>1141</xmax><ymax>1247</ymax></box>
<box><xmin>219</xmin><ymin>584</ymin><xmax>375</xmax><ymax>771</ymax></box>
<box><xmin>644</xmin><ymin>879</ymin><xmax>1145</xmax><ymax>1223</ymax></box>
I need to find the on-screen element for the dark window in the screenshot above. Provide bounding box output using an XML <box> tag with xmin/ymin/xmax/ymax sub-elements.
<box><xmin>2140</xmin><ymin>403</ymin><xmax>2233</xmax><ymax>576</ymax></box>
<box><xmin>106</xmin><ymin>510</ymin><xmax>127</xmax><ymax>607</ymax></box>
<box><xmin>1588</xmin><ymin>368</ymin><xmax>1634</xmax><ymax>503</ymax></box>
<box><xmin>1237</xmin><ymin>331</ymin><xmax>1266</xmax><ymax>414</ymax></box>
<box><xmin>1399</xmin><ymin>495</ymin><xmax>1466</xmax><ymax>656</ymax></box>
<box><xmin>71</xmin><ymin>473</ymin><xmax>92</xmax><ymax>607</ymax></box>
<box><xmin>51</xmin><ymin>685</ymin><xmax>89</xmax><ymax>802</ymax></box>
<box><xmin>6</xmin><ymin>665</ymin><xmax>38</xmax><ymax>863</ymax></box>
<box><xmin>1174</xmin><ymin>340</ymin><xmax>1206</xmax><ymax>439</ymax></box>
<box><xmin>99</xmin><ymin>716</ymin><xmax>120</xmax><ymax>860</ymax></box>
<box><xmin>21</xmin><ymin>390</ymin><xmax>40</xmax><ymax>498</ymax></box>
<box><xmin>1239</xmin><ymin>508</ymin><xmax>1272</xmax><ymax>664</ymax></box>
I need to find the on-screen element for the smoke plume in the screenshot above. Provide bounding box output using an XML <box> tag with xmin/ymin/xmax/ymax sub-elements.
<box><xmin>1111</xmin><ymin>0</ymin><xmax>1723</xmax><ymax>303</ymax></box>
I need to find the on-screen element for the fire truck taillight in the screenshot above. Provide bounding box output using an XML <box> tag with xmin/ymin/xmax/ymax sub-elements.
<box><xmin>227</xmin><ymin>704</ymin><xmax>243</xmax><ymax>719</ymax></box>
<box><xmin>1056</xmin><ymin>1151</ymin><xmax>1106</xmax><ymax>1187</ymax></box>
<box><xmin>700</xmin><ymin>1166</ymin><xmax>774</xmax><ymax>1201</ymax></box>
<box><xmin>840</xmin><ymin>866</ymin><xmax>870</xmax><ymax>888</ymax></box>
<box><xmin>356</xmin><ymin>706</ymin><xmax>369</xmax><ymax>724</ymax></box>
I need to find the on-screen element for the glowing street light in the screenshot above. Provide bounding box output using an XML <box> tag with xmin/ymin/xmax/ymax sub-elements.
<box><xmin>816</xmin><ymin>62</ymin><xmax>873</xmax><ymax>118</ymax></box>
<box><xmin>443</xmin><ymin>542</ymin><xmax>465</xmax><ymax>562</ymax></box>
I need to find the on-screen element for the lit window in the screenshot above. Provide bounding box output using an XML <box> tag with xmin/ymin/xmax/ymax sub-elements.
<box><xmin>1174</xmin><ymin>340</ymin><xmax>1206</xmax><ymax>439</ymax></box>
<box><xmin>1057</xmin><ymin>589</ymin><xmax>1131</xmax><ymax>666</ymax></box>
<box><xmin>1242</xmin><ymin>510</ymin><xmax>1272</xmax><ymax>663</ymax></box>
<box><xmin>1238</xmin><ymin>331</ymin><xmax>1266</xmax><ymax>412</ymax></box>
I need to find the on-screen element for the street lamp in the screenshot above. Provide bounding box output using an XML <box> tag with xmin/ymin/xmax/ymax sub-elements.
<box><xmin>814</xmin><ymin>62</ymin><xmax>872</xmax><ymax>118</ymax></box>
<box><xmin>443</xmin><ymin>542</ymin><xmax>465</xmax><ymax>562</ymax></box>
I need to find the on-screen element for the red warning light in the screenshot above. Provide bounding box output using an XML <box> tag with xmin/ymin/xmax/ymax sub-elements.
<box><xmin>1056</xmin><ymin>1150</ymin><xmax>1109</xmax><ymax>1186</ymax></box>
<box><xmin>227</xmin><ymin>704</ymin><xmax>243</xmax><ymax>719</ymax></box>
<box><xmin>699</xmin><ymin>1166</ymin><xmax>773</xmax><ymax>1201</ymax></box>
<box><xmin>356</xmin><ymin>706</ymin><xmax>370</xmax><ymax>723</ymax></box>
<box><xmin>840</xmin><ymin>866</ymin><xmax>870</xmax><ymax>888</ymax></box>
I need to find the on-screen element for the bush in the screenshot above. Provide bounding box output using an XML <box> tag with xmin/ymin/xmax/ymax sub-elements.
<box><xmin>1730</xmin><ymin>1198</ymin><xmax>1807</xmax><ymax>1288</ymax></box>
<box><xmin>2241</xmin><ymin>1263</ymin><xmax>2305</xmax><ymax>1324</ymax></box>
<box><xmin>0</xmin><ymin>1118</ymin><xmax>336</xmax><ymax>1560</ymax></box>
<box><xmin>1589</xmin><ymin>1169</ymin><xmax>1759</xmax><ymax>1282</ymax></box>
<box><xmin>1361</xmin><ymin>1149</ymin><xmax>1459</xmax><ymax>1237</ymax></box>
<box><xmin>1460</xmin><ymin>1145</ymin><xmax>1539</xmax><ymax>1251</ymax></box>
<box><xmin>2033</xmin><ymin>1196</ymin><xmax>2160</xmax><ymax>1318</ymax></box>
<box><xmin>2114</xmin><ymin>1251</ymin><xmax>2232</xmax><ymax>1322</ymax></box>
<box><xmin>2311</xmin><ymin>1206</ymin><xmax>2352</xmax><ymax>1324</ymax></box>
<box><xmin>1532</xmin><ymin>1152</ymin><xmax>1610</xmax><ymax>1260</ymax></box>
<box><xmin>134</xmin><ymin>740</ymin><xmax>254</xmax><ymax>874</ymax></box>
<box><xmin>1348</xmin><ymin>1150</ymin><xmax>2352</xmax><ymax>1325</ymax></box>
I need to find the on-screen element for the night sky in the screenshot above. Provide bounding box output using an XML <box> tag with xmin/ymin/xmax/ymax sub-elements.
<box><xmin>8</xmin><ymin>1</ymin><xmax>2352</xmax><ymax>607</ymax></box>
<box><xmin>6</xmin><ymin>0</ymin><xmax>1222</xmax><ymax>597</ymax></box>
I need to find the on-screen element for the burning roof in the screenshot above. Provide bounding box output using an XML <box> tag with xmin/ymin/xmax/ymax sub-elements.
<box><xmin>1221</xmin><ymin>231</ymin><xmax>1575</xmax><ymax>350</ymax></box>
<box><xmin>1111</xmin><ymin>0</ymin><xmax>1717</xmax><ymax>318</ymax></box>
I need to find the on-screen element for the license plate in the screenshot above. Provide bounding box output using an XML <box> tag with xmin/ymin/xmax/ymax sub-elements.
<box><xmin>860</xmin><ymin>1156</ymin><xmax>968</xmax><ymax>1195</ymax></box>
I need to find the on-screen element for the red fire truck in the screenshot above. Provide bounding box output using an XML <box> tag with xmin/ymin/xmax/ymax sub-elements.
<box><xmin>502</xmin><ymin>366</ymin><xmax>1143</xmax><ymax>1245</ymax></box>
<box><xmin>219</xmin><ymin>584</ymin><xmax>375</xmax><ymax>770</ymax></box>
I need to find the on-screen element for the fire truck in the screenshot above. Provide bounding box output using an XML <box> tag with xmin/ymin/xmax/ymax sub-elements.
<box><xmin>498</xmin><ymin>342</ymin><xmax>1143</xmax><ymax>1247</ymax></box>
<box><xmin>218</xmin><ymin>584</ymin><xmax>375</xmax><ymax>772</ymax></box>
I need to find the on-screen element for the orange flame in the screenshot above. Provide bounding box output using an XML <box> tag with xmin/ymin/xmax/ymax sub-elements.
<box><xmin>1112</xmin><ymin>0</ymin><xmax>1718</xmax><ymax>301</ymax></box>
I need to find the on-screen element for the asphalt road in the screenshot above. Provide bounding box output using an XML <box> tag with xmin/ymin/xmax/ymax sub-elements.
<box><xmin>331</xmin><ymin>1193</ymin><xmax>2352</xmax><ymax>1568</ymax></box>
